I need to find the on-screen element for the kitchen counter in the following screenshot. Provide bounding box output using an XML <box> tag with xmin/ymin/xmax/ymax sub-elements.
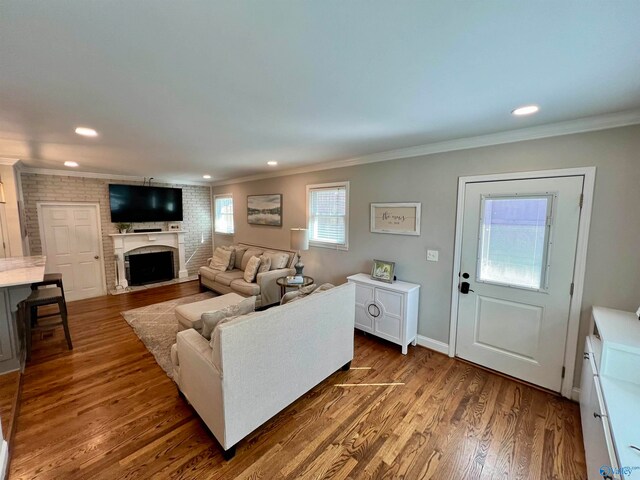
<box><xmin>0</xmin><ymin>256</ymin><xmax>46</xmax><ymax>288</ymax></box>
<box><xmin>0</xmin><ymin>256</ymin><xmax>46</xmax><ymax>374</ymax></box>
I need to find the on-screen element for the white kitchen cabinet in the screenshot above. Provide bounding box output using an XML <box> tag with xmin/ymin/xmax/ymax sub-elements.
<box><xmin>347</xmin><ymin>273</ymin><xmax>420</xmax><ymax>354</ymax></box>
<box><xmin>579</xmin><ymin>307</ymin><xmax>640</xmax><ymax>480</ymax></box>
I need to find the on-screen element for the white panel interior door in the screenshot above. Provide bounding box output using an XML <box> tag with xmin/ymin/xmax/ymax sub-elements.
<box><xmin>456</xmin><ymin>176</ymin><xmax>583</xmax><ymax>391</ymax></box>
<box><xmin>40</xmin><ymin>204</ymin><xmax>105</xmax><ymax>301</ymax></box>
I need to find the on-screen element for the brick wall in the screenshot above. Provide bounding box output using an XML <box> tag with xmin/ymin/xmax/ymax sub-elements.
<box><xmin>21</xmin><ymin>173</ymin><xmax>212</xmax><ymax>290</ymax></box>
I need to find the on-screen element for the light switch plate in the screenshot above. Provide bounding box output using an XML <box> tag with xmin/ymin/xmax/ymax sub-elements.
<box><xmin>427</xmin><ymin>250</ymin><xmax>439</xmax><ymax>262</ymax></box>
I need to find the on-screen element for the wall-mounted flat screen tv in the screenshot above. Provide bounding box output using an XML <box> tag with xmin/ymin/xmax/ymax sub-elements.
<box><xmin>109</xmin><ymin>184</ymin><xmax>183</xmax><ymax>222</ymax></box>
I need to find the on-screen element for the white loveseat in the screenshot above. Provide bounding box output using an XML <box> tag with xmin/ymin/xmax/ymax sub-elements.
<box><xmin>172</xmin><ymin>283</ymin><xmax>355</xmax><ymax>459</ymax></box>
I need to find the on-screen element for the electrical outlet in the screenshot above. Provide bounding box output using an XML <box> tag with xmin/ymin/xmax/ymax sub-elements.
<box><xmin>427</xmin><ymin>250</ymin><xmax>439</xmax><ymax>262</ymax></box>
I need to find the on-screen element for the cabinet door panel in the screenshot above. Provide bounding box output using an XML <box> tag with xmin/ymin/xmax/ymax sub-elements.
<box><xmin>375</xmin><ymin>314</ymin><xmax>401</xmax><ymax>341</ymax></box>
<box><xmin>354</xmin><ymin>284</ymin><xmax>374</xmax><ymax>307</ymax></box>
<box><xmin>376</xmin><ymin>288</ymin><xmax>403</xmax><ymax>318</ymax></box>
<box><xmin>355</xmin><ymin>305</ymin><xmax>373</xmax><ymax>333</ymax></box>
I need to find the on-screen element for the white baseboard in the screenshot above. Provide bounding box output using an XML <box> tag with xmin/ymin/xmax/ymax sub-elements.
<box><xmin>571</xmin><ymin>387</ymin><xmax>581</xmax><ymax>402</ymax></box>
<box><xmin>0</xmin><ymin>439</ymin><xmax>8</xmax><ymax>480</ymax></box>
<box><xmin>416</xmin><ymin>335</ymin><xmax>449</xmax><ymax>355</ymax></box>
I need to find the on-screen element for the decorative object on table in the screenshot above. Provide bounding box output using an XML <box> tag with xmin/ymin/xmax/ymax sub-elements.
<box><xmin>115</xmin><ymin>222</ymin><xmax>132</xmax><ymax>234</ymax></box>
<box><xmin>370</xmin><ymin>202</ymin><xmax>421</xmax><ymax>236</ymax></box>
<box><xmin>286</xmin><ymin>275</ymin><xmax>304</xmax><ymax>284</ymax></box>
<box><xmin>247</xmin><ymin>194</ymin><xmax>283</xmax><ymax>226</ymax></box>
<box><xmin>290</xmin><ymin>228</ymin><xmax>309</xmax><ymax>275</ymax></box>
<box><xmin>168</xmin><ymin>223</ymin><xmax>181</xmax><ymax>231</ymax></box>
<box><xmin>371</xmin><ymin>259</ymin><xmax>395</xmax><ymax>283</ymax></box>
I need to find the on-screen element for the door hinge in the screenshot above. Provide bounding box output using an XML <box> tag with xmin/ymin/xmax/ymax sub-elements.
<box><xmin>561</xmin><ymin>366</ymin><xmax>566</xmax><ymax>379</ymax></box>
<box><xmin>579</xmin><ymin>193</ymin><xmax>584</xmax><ymax>209</ymax></box>
<box><xmin>570</xmin><ymin>283</ymin><xmax>574</xmax><ymax>296</ymax></box>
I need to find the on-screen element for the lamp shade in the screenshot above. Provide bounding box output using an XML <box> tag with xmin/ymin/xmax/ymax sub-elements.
<box><xmin>290</xmin><ymin>228</ymin><xmax>309</xmax><ymax>251</ymax></box>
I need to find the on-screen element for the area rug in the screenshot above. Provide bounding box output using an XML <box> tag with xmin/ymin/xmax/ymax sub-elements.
<box><xmin>121</xmin><ymin>292</ymin><xmax>215</xmax><ymax>378</ymax></box>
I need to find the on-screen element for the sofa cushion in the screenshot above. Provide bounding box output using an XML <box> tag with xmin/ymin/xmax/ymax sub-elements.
<box><xmin>201</xmin><ymin>296</ymin><xmax>256</xmax><ymax>340</ymax></box>
<box><xmin>214</xmin><ymin>270</ymin><xmax>245</xmax><ymax>286</ymax></box>
<box><xmin>243</xmin><ymin>256</ymin><xmax>261</xmax><ymax>282</ymax></box>
<box><xmin>210</xmin><ymin>247</ymin><xmax>232</xmax><ymax>272</ymax></box>
<box><xmin>230</xmin><ymin>279</ymin><xmax>261</xmax><ymax>296</ymax></box>
<box><xmin>233</xmin><ymin>246</ymin><xmax>248</xmax><ymax>269</ymax></box>
<box><xmin>258</xmin><ymin>254</ymin><xmax>271</xmax><ymax>273</ymax></box>
<box><xmin>241</xmin><ymin>248</ymin><xmax>264</xmax><ymax>270</ymax></box>
<box><xmin>199</xmin><ymin>265</ymin><xmax>221</xmax><ymax>281</ymax></box>
<box><xmin>265</xmin><ymin>251</ymin><xmax>290</xmax><ymax>270</ymax></box>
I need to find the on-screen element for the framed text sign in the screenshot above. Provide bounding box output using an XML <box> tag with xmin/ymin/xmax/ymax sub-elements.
<box><xmin>370</xmin><ymin>202</ymin><xmax>421</xmax><ymax>236</ymax></box>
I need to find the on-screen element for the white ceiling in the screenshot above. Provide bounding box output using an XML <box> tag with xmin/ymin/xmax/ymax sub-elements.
<box><xmin>1</xmin><ymin>1</ymin><xmax>639</xmax><ymax>183</ymax></box>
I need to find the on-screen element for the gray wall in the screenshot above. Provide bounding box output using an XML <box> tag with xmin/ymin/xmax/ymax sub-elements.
<box><xmin>213</xmin><ymin>124</ymin><xmax>640</xmax><ymax>387</ymax></box>
<box><xmin>21</xmin><ymin>173</ymin><xmax>213</xmax><ymax>289</ymax></box>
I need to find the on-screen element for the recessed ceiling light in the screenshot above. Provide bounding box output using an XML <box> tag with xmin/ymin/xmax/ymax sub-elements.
<box><xmin>75</xmin><ymin>127</ymin><xmax>98</xmax><ymax>137</ymax></box>
<box><xmin>267</xmin><ymin>161</ymin><xmax>278</xmax><ymax>166</ymax></box>
<box><xmin>64</xmin><ymin>161</ymin><xmax>79</xmax><ymax>167</ymax></box>
<box><xmin>203</xmin><ymin>174</ymin><xmax>211</xmax><ymax>179</ymax></box>
<box><xmin>511</xmin><ymin>105</ymin><xmax>539</xmax><ymax>116</ymax></box>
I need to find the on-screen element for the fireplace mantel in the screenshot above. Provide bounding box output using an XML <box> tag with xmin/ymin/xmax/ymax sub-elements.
<box><xmin>109</xmin><ymin>231</ymin><xmax>188</xmax><ymax>289</ymax></box>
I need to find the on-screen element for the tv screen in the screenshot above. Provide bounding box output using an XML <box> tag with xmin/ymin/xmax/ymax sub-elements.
<box><xmin>109</xmin><ymin>184</ymin><xmax>183</xmax><ymax>222</ymax></box>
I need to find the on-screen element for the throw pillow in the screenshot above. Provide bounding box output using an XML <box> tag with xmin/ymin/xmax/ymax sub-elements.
<box><xmin>233</xmin><ymin>246</ymin><xmax>248</xmax><ymax>269</ymax></box>
<box><xmin>243</xmin><ymin>256</ymin><xmax>261</xmax><ymax>283</ymax></box>
<box><xmin>258</xmin><ymin>254</ymin><xmax>271</xmax><ymax>273</ymax></box>
<box><xmin>222</xmin><ymin>246</ymin><xmax>236</xmax><ymax>270</ymax></box>
<box><xmin>265</xmin><ymin>251</ymin><xmax>289</xmax><ymax>270</ymax></box>
<box><xmin>280</xmin><ymin>290</ymin><xmax>300</xmax><ymax>305</ymax></box>
<box><xmin>201</xmin><ymin>296</ymin><xmax>256</xmax><ymax>340</ymax></box>
<box><xmin>310</xmin><ymin>283</ymin><xmax>335</xmax><ymax>295</ymax></box>
<box><xmin>299</xmin><ymin>284</ymin><xmax>317</xmax><ymax>295</ymax></box>
<box><xmin>241</xmin><ymin>248</ymin><xmax>264</xmax><ymax>270</ymax></box>
<box><xmin>209</xmin><ymin>247</ymin><xmax>232</xmax><ymax>272</ymax></box>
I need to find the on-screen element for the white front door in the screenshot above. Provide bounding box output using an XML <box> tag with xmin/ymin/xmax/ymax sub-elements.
<box><xmin>40</xmin><ymin>204</ymin><xmax>106</xmax><ymax>301</ymax></box>
<box><xmin>456</xmin><ymin>176</ymin><xmax>583</xmax><ymax>391</ymax></box>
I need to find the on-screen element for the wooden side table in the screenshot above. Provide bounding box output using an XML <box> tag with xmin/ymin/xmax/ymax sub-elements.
<box><xmin>276</xmin><ymin>276</ymin><xmax>314</xmax><ymax>297</ymax></box>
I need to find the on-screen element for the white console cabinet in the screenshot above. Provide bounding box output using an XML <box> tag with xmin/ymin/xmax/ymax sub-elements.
<box><xmin>347</xmin><ymin>273</ymin><xmax>419</xmax><ymax>354</ymax></box>
<box><xmin>580</xmin><ymin>307</ymin><xmax>640</xmax><ymax>479</ymax></box>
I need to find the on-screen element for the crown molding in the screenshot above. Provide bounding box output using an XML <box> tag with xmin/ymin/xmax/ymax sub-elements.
<box><xmin>19</xmin><ymin>166</ymin><xmax>212</xmax><ymax>187</ymax></box>
<box><xmin>212</xmin><ymin>108</ymin><xmax>640</xmax><ymax>186</ymax></box>
<box><xmin>0</xmin><ymin>157</ymin><xmax>20</xmax><ymax>166</ymax></box>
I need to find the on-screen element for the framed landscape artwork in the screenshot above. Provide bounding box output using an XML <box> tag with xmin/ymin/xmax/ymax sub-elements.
<box><xmin>370</xmin><ymin>202</ymin><xmax>421</xmax><ymax>236</ymax></box>
<box><xmin>247</xmin><ymin>194</ymin><xmax>283</xmax><ymax>226</ymax></box>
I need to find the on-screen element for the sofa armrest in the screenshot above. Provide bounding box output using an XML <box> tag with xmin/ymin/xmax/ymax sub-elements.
<box><xmin>175</xmin><ymin>329</ymin><xmax>227</xmax><ymax>447</ymax></box>
<box><xmin>256</xmin><ymin>268</ymin><xmax>295</xmax><ymax>305</ymax></box>
<box><xmin>176</xmin><ymin>329</ymin><xmax>221</xmax><ymax>379</ymax></box>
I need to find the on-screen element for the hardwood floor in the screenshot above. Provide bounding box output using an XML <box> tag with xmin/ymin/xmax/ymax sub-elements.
<box><xmin>9</xmin><ymin>281</ymin><xmax>586</xmax><ymax>479</ymax></box>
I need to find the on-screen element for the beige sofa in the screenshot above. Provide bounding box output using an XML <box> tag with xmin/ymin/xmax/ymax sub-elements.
<box><xmin>198</xmin><ymin>243</ymin><xmax>296</xmax><ymax>307</ymax></box>
<box><xmin>172</xmin><ymin>282</ymin><xmax>355</xmax><ymax>459</ymax></box>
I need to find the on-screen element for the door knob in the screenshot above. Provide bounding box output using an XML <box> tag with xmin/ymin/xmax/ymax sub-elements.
<box><xmin>94</xmin><ymin>255</ymin><xmax>100</xmax><ymax>260</ymax></box>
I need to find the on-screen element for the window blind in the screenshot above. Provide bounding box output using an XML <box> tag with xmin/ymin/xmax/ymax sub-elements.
<box><xmin>308</xmin><ymin>185</ymin><xmax>347</xmax><ymax>247</ymax></box>
<box><xmin>214</xmin><ymin>195</ymin><xmax>234</xmax><ymax>234</ymax></box>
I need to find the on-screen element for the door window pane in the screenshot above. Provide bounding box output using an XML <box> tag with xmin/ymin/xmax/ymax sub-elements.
<box><xmin>477</xmin><ymin>196</ymin><xmax>551</xmax><ymax>289</ymax></box>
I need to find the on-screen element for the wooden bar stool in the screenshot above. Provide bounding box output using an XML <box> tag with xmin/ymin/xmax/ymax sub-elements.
<box><xmin>21</xmin><ymin>287</ymin><xmax>72</xmax><ymax>361</ymax></box>
<box><xmin>31</xmin><ymin>273</ymin><xmax>65</xmax><ymax>299</ymax></box>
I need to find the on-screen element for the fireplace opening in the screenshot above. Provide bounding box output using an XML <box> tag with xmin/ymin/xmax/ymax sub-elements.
<box><xmin>127</xmin><ymin>251</ymin><xmax>174</xmax><ymax>286</ymax></box>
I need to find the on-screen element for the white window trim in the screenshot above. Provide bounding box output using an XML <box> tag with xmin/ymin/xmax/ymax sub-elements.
<box><xmin>213</xmin><ymin>193</ymin><xmax>235</xmax><ymax>235</ymax></box>
<box><xmin>306</xmin><ymin>181</ymin><xmax>350</xmax><ymax>251</ymax></box>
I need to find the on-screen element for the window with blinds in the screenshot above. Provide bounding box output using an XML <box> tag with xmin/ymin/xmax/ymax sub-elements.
<box><xmin>306</xmin><ymin>182</ymin><xmax>349</xmax><ymax>250</ymax></box>
<box><xmin>214</xmin><ymin>194</ymin><xmax>234</xmax><ymax>235</ymax></box>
